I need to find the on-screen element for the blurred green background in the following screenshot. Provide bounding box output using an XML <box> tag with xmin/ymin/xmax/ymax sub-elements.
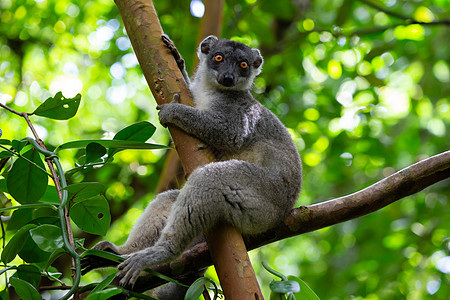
<box><xmin>0</xmin><ymin>0</ymin><xmax>449</xmax><ymax>299</ymax></box>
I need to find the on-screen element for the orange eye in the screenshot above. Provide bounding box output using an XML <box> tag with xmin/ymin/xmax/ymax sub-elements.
<box><xmin>215</xmin><ymin>54</ymin><xmax>223</xmax><ymax>62</ymax></box>
<box><xmin>240</xmin><ymin>61</ymin><xmax>248</xmax><ymax>69</ymax></box>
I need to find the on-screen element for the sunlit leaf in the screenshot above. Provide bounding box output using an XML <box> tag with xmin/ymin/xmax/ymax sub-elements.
<box><xmin>108</xmin><ymin>121</ymin><xmax>157</xmax><ymax>157</ymax></box>
<box><xmin>185</xmin><ymin>277</ymin><xmax>211</xmax><ymax>300</ymax></box>
<box><xmin>287</xmin><ymin>276</ymin><xmax>320</xmax><ymax>300</ymax></box>
<box><xmin>33</xmin><ymin>91</ymin><xmax>81</xmax><ymax>120</ymax></box>
<box><xmin>6</xmin><ymin>148</ymin><xmax>47</xmax><ymax>204</ymax></box>
<box><xmin>113</xmin><ymin>121</ymin><xmax>156</xmax><ymax>141</ymax></box>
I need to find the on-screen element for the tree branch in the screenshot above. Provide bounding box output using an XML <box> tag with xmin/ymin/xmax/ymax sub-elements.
<box><xmin>128</xmin><ymin>150</ymin><xmax>450</xmax><ymax>292</ymax></box>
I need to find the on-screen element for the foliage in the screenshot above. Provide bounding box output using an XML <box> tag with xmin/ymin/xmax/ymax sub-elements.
<box><xmin>0</xmin><ymin>93</ymin><xmax>168</xmax><ymax>299</ymax></box>
<box><xmin>1</xmin><ymin>0</ymin><xmax>449</xmax><ymax>299</ymax></box>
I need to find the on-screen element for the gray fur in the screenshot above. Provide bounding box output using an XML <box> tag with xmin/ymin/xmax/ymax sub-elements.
<box><xmin>93</xmin><ymin>36</ymin><xmax>302</xmax><ymax>290</ymax></box>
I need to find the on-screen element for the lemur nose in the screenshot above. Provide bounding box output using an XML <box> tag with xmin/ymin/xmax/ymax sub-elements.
<box><xmin>221</xmin><ymin>74</ymin><xmax>235</xmax><ymax>87</ymax></box>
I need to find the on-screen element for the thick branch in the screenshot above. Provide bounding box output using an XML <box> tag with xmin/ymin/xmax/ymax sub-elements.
<box><xmin>129</xmin><ymin>150</ymin><xmax>450</xmax><ymax>292</ymax></box>
<box><xmin>114</xmin><ymin>0</ymin><xmax>211</xmax><ymax>176</ymax></box>
<box><xmin>114</xmin><ymin>0</ymin><xmax>263</xmax><ymax>298</ymax></box>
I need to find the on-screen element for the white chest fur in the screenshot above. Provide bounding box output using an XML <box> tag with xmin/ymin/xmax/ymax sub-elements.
<box><xmin>190</xmin><ymin>80</ymin><xmax>212</xmax><ymax>111</ymax></box>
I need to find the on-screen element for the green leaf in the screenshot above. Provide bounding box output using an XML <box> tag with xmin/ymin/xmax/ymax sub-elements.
<box><xmin>56</xmin><ymin>139</ymin><xmax>170</xmax><ymax>152</ymax></box>
<box><xmin>69</xmin><ymin>195</ymin><xmax>110</xmax><ymax>235</ymax></box>
<box><xmin>0</xmin><ymin>138</ymin><xmax>12</xmax><ymax>145</ymax></box>
<box><xmin>6</xmin><ymin>148</ymin><xmax>48</xmax><ymax>204</ymax></box>
<box><xmin>91</xmin><ymin>273</ymin><xmax>116</xmax><ymax>294</ymax></box>
<box><xmin>287</xmin><ymin>276</ymin><xmax>320</xmax><ymax>300</ymax></box>
<box><xmin>0</xmin><ymin>288</ymin><xmax>10</xmax><ymax>300</ymax></box>
<box><xmin>80</xmin><ymin>249</ymin><xmax>125</xmax><ymax>263</ymax></box>
<box><xmin>0</xmin><ymin>178</ymin><xmax>6</xmax><ymax>192</ymax></box>
<box><xmin>1</xmin><ymin>224</ymin><xmax>37</xmax><ymax>263</ymax></box>
<box><xmin>7</xmin><ymin>208</ymin><xmax>33</xmax><ymax>231</ymax></box>
<box><xmin>18</xmin><ymin>232</ymin><xmax>52</xmax><ymax>263</ymax></box>
<box><xmin>85</xmin><ymin>142</ymin><xmax>107</xmax><ymax>164</ymax></box>
<box><xmin>42</xmin><ymin>248</ymin><xmax>66</xmax><ymax>281</ymax></box>
<box><xmin>269</xmin><ymin>280</ymin><xmax>300</xmax><ymax>294</ymax></box>
<box><xmin>11</xmin><ymin>139</ymin><xmax>27</xmax><ymax>152</ymax></box>
<box><xmin>0</xmin><ymin>150</ymin><xmax>13</xmax><ymax>159</ymax></box>
<box><xmin>29</xmin><ymin>224</ymin><xmax>64</xmax><ymax>252</ymax></box>
<box><xmin>14</xmin><ymin>265</ymin><xmax>42</xmax><ymax>288</ymax></box>
<box><xmin>270</xmin><ymin>292</ymin><xmax>287</xmax><ymax>300</ymax></box>
<box><xmin>32</xmin><ymin>92</ymin><xmax>81</xmax><ymax>120</ymax></box>
<box><xmin>185</xmin><ymin>277</ymin><xmax>211</xmax><ymax>300</ymax></box>
<box><xmin>143</xmin><ymin>268</ymin><xmax>189</xmax><ymax>287</ymax></box>
<box><xmin>39</xmin><ymin>185</ymin><xmax>60</xmax><ymax>204</ymax></box>
<box><xmin>85</xmin><ymin>288</ymin><xmax>122</xmax><ymax>300</ymax></box>
<box><xmin>64</xmin><ymin>182</ymin><xmax>105</xmax><ymax>203</ymax></box>
<box><xmin>108</xmin><ymin>121</ymin><xmax>156</xmax><ymax>157</ymax></box>
<box><xmin>113</xmin><ymin>121</ymin><xmax>156</xmax><ymax>141</ymax></box>
<box><xmin>9</xmin><ymin>277</ymin><xmax>42</xmax><ymax>300</ymax></box>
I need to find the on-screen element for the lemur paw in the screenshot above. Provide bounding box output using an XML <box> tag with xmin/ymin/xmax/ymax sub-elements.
<box><xmin>116</xmin><ymin>253</ymin><xmax>145</xmax><ymax>287</ymax></box>
<box><xmin>157</xmin><ymin>96</ymin><xmax>180</xmax><ymax>127</ymax></box>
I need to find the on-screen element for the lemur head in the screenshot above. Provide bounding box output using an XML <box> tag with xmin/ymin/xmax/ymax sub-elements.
<box><xmin>196</xmin><ymin>35</ymin><xmax>264</xmax><ymax>91</ymax></box>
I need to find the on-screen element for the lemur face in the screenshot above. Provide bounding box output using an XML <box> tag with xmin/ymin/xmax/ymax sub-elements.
<box><xmin>198</xmin><ymin>36</ymin><xmax>263</xmax><ymax>91</ymax></box>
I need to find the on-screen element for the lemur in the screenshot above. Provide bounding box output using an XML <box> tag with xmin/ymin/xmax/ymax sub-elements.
<box><xmin>82</xmin><ymin>35</ymin><xmax>302</xmax><ymax>296</ymax></box>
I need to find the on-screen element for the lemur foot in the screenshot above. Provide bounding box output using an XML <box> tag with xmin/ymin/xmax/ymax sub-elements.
<box><xmin>162</xmin><ymin>34</ymin><xmax>185</xmax><ymax>72</ymax></box>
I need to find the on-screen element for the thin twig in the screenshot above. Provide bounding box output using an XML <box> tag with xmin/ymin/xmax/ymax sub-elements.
<box><xmin>0</xmin><ymin>103</ymin><xmax>22</xmax><ymax>116</ymax></box>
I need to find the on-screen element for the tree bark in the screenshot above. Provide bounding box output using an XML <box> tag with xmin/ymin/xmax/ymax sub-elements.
<box><xmin>128</xmin><ymin>150</ymin><xmax>450</xmax><ymax>292</ymax></box>
<box><xmin>114</xmin><ymin>0</ymin><xmax>263</xmax><ymax>298</ymax></box>
<box><xmin>115</xmin><ymin>0</ymin><xmax>211</xmax><ymax>176</ymax></box>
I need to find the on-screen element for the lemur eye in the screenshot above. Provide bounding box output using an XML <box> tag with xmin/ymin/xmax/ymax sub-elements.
<box><xmin>215</xmin><ymin>54</ymin><xmax>223</xmax><ymax>62</ymax></box>
<box><xmin>240</xmin><ymin>61</ymin><xmax>248</xmax><ymax>69</ymax></box>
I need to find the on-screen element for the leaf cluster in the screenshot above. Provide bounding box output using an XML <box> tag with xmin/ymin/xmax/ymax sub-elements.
<box><xmin>0</xmin><ymin>93</ymin><xmax>168</xmax><ymax>299</ymax></box>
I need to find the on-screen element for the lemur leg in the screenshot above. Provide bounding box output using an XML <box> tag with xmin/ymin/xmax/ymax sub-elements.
<box><xmin>81</xmin><ymin>190</ymin><xmax>179</xmax><ymax>274</ymax></box>
<box><xmin>116</xmin><ymin>160</ymin><xmax>284</xmax><ymax>286</ymax></box>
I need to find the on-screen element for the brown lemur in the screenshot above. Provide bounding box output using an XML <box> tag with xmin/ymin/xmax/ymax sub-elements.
<box><xmin>82</xmin><ymin>35</ymin><xmax>302</xmax><ymax>289</ymax></box>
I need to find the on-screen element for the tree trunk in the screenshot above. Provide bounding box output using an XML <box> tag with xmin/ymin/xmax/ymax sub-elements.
<box><xmin>114</xmin><ymin>0</ymin><xmax>263</xmax><ymax>298</ymax></box>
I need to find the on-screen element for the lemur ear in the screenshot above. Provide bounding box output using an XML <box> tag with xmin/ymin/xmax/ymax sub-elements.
<box><xmin>252</xmin><ymin>48</ymin><xmax>264</xmax><ymax>69</ymax></box>
<box><xmin>199</xmin><ymin>35</ymin><xmax>219</xmax><ymax>55</ymax></box>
